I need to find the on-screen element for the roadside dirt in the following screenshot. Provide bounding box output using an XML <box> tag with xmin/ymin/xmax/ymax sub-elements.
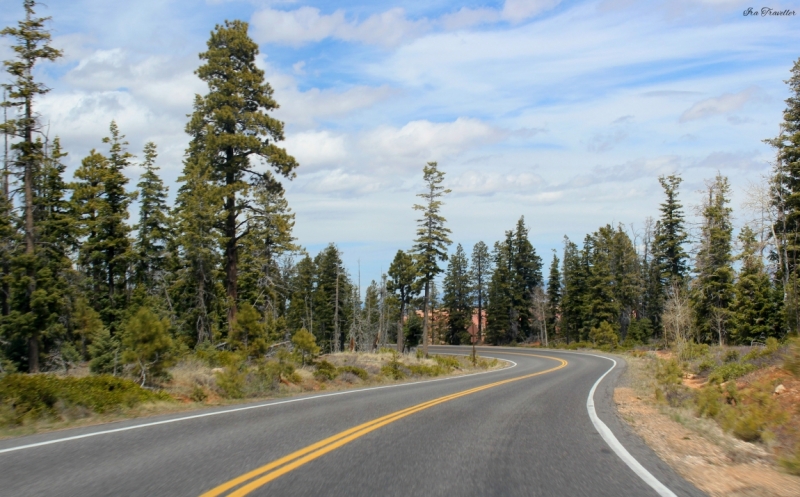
<box><xmin>615</xmin><ymin>386</ymin><xmax>800</xmax><ymax>496</ymax></box>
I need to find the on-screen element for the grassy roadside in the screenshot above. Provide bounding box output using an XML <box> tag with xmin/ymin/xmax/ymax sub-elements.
<box><xmin>613</xmin><ymin>340</ymin><xmax>800</xmax><ymax>497</ymax></box>
<box><xmin>0</xmin><ymin>349</ymin><xmax>504</xmax><ymax>440</ymax></box>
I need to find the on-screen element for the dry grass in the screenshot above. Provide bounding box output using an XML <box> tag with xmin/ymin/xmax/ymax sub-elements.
<box><xmin>0</xmin><ymin>350</ymin><xmax>507</xmax><ymax>441</ymax></box>
<box><xmin>618</xmin><ymin>353</ymin><xmax>800</xmax><ymax>496</ymax></box>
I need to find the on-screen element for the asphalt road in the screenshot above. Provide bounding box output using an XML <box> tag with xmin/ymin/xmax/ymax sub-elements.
<box><xmin>0</xmin><ymin>346</ymin><xmax>706</xmax><ymax>497</ymax></box>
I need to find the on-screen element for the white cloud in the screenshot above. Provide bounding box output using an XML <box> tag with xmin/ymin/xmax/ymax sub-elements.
<box><xmin>251</xmin><ymin>1</ymin><xmax>563</xmax><ymax>47</ymax></box>
<box><xmin>283</xmin><ymin>131</ymin><xmax>348</xmax><ymax>170</ymax></box>
<box><xmin>361</xmin><ymin>118</ymin><xmax>506</xmax><ymax>167</ymax></box>
<box><xmin>502</xmin><ymin>0</ymin><xmax>562</xmax><ymax>23</ymax></box>
<box><xmin>295</xmin><ymin>169</ymin><xmax>384</xmax><ymax>196</ymax></box>
<box><xmin>450</xmin><ymin>170</ymin><xmax>544</xmax><ymax>196</ymax></box>
<box><xmin>274</xmin><ymin>84</ymin><xmax>396</xmax><ymax>128</ymax></box>
<box><xmin>440</xmin><ymin>8</ymin><xmax>500</xmax><ymax>30</ymax></box>
<box><xmin>679</xmin><ymin>86</ymin><xmax>758</xmax><ymax>122</ymax></box>
<box><xmin>250</xmin><ymin>7</ymin><xmax>428</xmax><ymax>47</ymax></box>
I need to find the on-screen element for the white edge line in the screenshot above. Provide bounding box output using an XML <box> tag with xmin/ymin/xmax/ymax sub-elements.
<box><xmin>0</xmin><ymin>356</ymin><xmax>516</xmax><ymax>455</ymax></box>
<box><xmin>478</xmin><ymin>346</ymin><xmax>678</xmax><ymax>497</ymax></box>
<box><xmin>582</xmin><ymin>352</ymin><xmax>678</xmax><ymax>497</ymax></box>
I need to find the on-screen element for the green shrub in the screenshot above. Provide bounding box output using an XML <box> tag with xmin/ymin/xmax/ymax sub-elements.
<box><xmin>408</xmin><ymin>364</ymin><xmax>442</xmax><ymax>376</ymax></box>
<box><xmin>338</xmin><ymin>365</ymin><xmax>368</xmax><ymax>380</ymax></box>
<box><xmin>565</xmin><ymin>341</ymin><xmax>591</xmax><ymax>350</ymax></box>
<box><xmin>656</xmin><ymin>359</ymin><xmax>683</xmax><ymax>387</ymax></box>
<box><xmin>0</xmin><ymin>374</ymin><xmax>169</xmax><ymax>425</ymax></box>
<box><xmin>682</xmin><ymin>342</ymin><xmax>709</xmax><ymax>360</ymax></box>
<box><xmin>215</xmin><ymin>361</ymin><xmax>247</xmax><ymax>399</ymax></box>
<box><xmin>381</xmin><ymin>351</ymin><xmax>406</xmax><ymax>380</ymax></box>
<box><xmin>719</xmin><ymin>385</ymin><xmax>786</xmax><ymax>443</ymax></box>
<box><xmin>433</xmin><ymin>355</ymin><xmax>460</xmax><ymax>372</ymax></box>
<box><xmin>694</xmin><ymin>385</ymin><xmax>723</xmax><ymax>418</ymax></box>
<box><xmin>292</xmin><ymin>328</ymin><xmax>320</xmax><ymax>366</ymax></box>
<box><xmin>784</xmin><ymin>338</ymin><xmax>800</xmax><ymax>377</ymax></box>
<box><xmin>589</xmin><ymin>322</ymin><xmax>619</xmax><ymax>349</ymax></box>
<box><xmin>416</xmin><ymin>348</ymin><xmax>424</xmax><ymax>360</ymax></box>
<box><xmin>780</xmin><ymin>445</ymin><xmax>800</xmax><ymax>476</ymax></box>
<box><xmin>190</xmin><ymin>385</ymin><xmax>208</xmax><ymax>402</ymax></box>
<box><xmin>723</xmin><ymin>349</ymin><xmax>740</xmax><ymax>363</ymax></box>
<box><xmin>695</xmin><ymin>356</ymin><xmax>717</xmax><ymax>375</ymax></box>
<box><xmin>121</xmin><ymin>307</ymin><xmax>174</xmax><ymax>386</ymax></box>
<box><xmin>476</xmin><ymin>356</ymin><xmax>498</xmax><ymax>369</ymax></box>
<box><xmin>708</xmin><ymin>362</ymin><xmax>756</xmax><ymax>384</ymax></box>
<box><xmin>315</xmin><ymin>360</ymin><xmax>338</xmax><ymax>381</ymax></box>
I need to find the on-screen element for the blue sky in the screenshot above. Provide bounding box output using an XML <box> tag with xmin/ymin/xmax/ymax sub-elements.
<box><xmin>1</xmin><ymin>0</ymin><xmax>798</xmax><ymax>286</ymax></box>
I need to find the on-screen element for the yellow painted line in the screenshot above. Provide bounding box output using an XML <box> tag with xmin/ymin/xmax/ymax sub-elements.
<box><xmin>200</xmin><ymin>354</ymin><xmax>567</xmax><ymax>497</ymax></box>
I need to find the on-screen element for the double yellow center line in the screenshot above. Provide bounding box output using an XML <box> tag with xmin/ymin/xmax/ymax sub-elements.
<box><xmin>200</xmin><ymin>354</ymin><xmax>567</xmax><ymax>497</ymax></box>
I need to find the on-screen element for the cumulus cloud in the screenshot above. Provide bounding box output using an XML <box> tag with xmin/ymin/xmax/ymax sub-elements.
<box><xmin>449</xmin><ymin>170</ymin><xmax>544</xmax><ymax>196</ymax></box>
<box><xmin>283</xmin><ymin>131</ymin><xmax>348</xmax><ymax>170</ymax></box>
<box><xmin>679</xmin><ymin>87</ymin><xmax>758</xmax><ymax>122</ymax></box>
<box><xmin>274</xmin><ymin>84</ymin><xmax>396</xmax><ymax>128</ymax></box>
<box><xmin>361</xmin><ymin>118</ymin><xmax>506</xmax><ymax>168</ymax></box>
<box><xmin>294</xmin><ymin>169</ymin><xmax>385</xmax><ymax>196</ymax></box>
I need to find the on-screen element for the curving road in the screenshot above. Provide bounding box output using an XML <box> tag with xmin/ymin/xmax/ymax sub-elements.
<box><xmin>0</xmin><ymin>347</ymin><xmax>705</xmax><ymax>496</ymax></box>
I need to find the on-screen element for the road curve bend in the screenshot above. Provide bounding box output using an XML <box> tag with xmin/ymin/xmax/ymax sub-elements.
<box><xmin>0</xmin><ymin>346</ymin><xmax>705</xmax><ymax>496</ymax></box>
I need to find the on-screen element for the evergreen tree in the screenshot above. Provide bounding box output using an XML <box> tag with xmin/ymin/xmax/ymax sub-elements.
<box><xmin>651</xmin><ymin>174</ymin><xmax>689</xmax><ymax>334</ymax></box>
<box><xmin>561</xmin><ymin>236</ymin><xmax>589</xmax><ymax>343</ymax></box>
<box><xmin>238</xmin><ymin>176</ymin><xmax>296</xmax><ymax>321</ymax></box>
<box><xmin>170</xmin><ymin>155</ymin><xmax>224</xmax><ymax>345</ymax></box>
<box><xmin>134</xmin><ymin>142</ymin><xmax>170</xmax><ymax>290</ymax></box>
<box><xmin>412</xmin><ymin>161</ymin><xmax>451</xmax><ymax>356</ymax></box>
<box><xmin>72</xmin><ymin>123</ymin><xmax>135</xmax><ymax>332</ymax></box>
<box><xmin>766</xmin><ymin>56</ymin><xmax>800</xmax><ymax>334</ymax></box>
<box><xmin>510</xmin><ymin>216</ymin><xmax>543</xmax><ymax>339</ymax></box>
<box><xmin>730</xmin><ymin>226</ymin><xmax>778</xmax><ymax>343</ymax></box>
<box><xmin>691</xmin><ymin>174</ymin><xmax>735</xmax><ymax>344</ymax></box>
<box><xmin>286</xmin><ymin>254</ymin><xmax>316</xmax><ymax>335</ymax></box>
<box><xmin>485</xmin><ymin>240</ymin><xmax>512</xmax><ymax>344</ymax></box>
<box><xmin>387</xmin><ymin>249</ymin><xmax>417</xmax><ymax>353</ymax></box>
<box><xmin>443</xmin><ymin>244</ymin><xmax>472</xmax><ymax>345</ymax></box>
<box><xmin>470</xmin><ymin>241</ymin><xmax>491</xmax><ymax>344</ymax></box>
<box><xmin>546</xmin><ymin>251</ymin><xmax>561</xmax><ymax>340</ymax></box>
<box><xmin>1</xmin><ymin>0</ymin><xmax>62</xmax><ymax>371</ymax></box>
<box><xmin>653</xmin><ymin>174</ymin><xmax>689</xmax><ymax>284</ymax></box>
<box><xmin>312</xmin><ymin>244</ymin><xmax>350</xmax><ymax>352</ymax></box>
<box><xmin>187</xmin><ymin>20</ymin><xmax>298</xmax><ymax>328</ymax></box>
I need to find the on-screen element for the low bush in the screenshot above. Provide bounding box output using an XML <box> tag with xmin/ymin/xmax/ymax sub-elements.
<box><xmin>433</xmin><ymin>355</ymin><xmax>461</xmax><ymax>372</ymax></box>
<box><xmin>381</xmin><ymin>351</ymin><xmax>406</xmax><ymax>380</ymax></box>
<box><xmin>707</xmin><ymin>362</ymin><xmax>756</xmax><ymax>384</ymax></box>
<box><xmin>780</xmin><ymin>445</ymin><xmax>800</xmax><ymax>476</ymax></box>
<box><xmin>694</xmin><ymin>385</ymin><xmax>723</xmax><ymax>418</ymax></box>
<box><xmin>723</xmin><ymin>349</ymin><xmax>740</xmax><ymax>363</ymax></box>
<box><xmin>719</xmin><ymin>382</ymin><xmax>786</xmax><ymax>443</ymax></box>
<box><xmin>407</xmin><ymin>364</ymin><xmax>442</xmax><ymax>376</ymax></box>
<box><xmin>785</xmin><ymin>338</ymin><xmax>800</xmax><ymax>378</ymax></box>
<box><xmin>695</xmin><ymin>356</ymin><xmax>717</xmax><ymax>375</ymax></box>
<box><xmin>315</xmin><ymin>360</ymin><xmax>338</xmax><ymax>381</ymax></box>
<box><xmin>0</xmin><ymin>374</ymin><xmax>170</xmax><ymax>425</ymax></box>
<box><xmin>338</xmin><ymin>365</ymin><xmax>368</xmax><ymax>381</ymax></box>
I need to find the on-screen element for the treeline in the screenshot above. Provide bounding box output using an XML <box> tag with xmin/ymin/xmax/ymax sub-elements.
<box><xmin>395</xmin><ymin>62</ymin><xmax>800</xmax><ymax>350</ymax></box>
<box><xmin>0</xmin><ymin>3</ymin><xmax>394</xmax><ymax>375</ymax></box>
<box><xmin>2</xmin><ymin>2</ymin><xmax>800</xmax><ymax>379</ymax></box>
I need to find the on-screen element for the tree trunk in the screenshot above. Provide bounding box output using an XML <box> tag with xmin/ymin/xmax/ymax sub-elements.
<box><xmin>225</xmin><ymin>153</ymin><xmax>238</xmax><ymax>329</ymax></box>
<box><xmin>24</xmin><ymin>82</ymin><xmax>38</xmax><ymax>372</ymax></box>
<box><xmin>422</xmin><ymin>280</ymin><xmax>429</xmax><ymax>356</ymax></box>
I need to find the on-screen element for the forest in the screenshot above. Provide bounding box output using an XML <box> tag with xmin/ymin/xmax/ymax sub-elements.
<box><xmin>1</xmin><ymin>1</ymin><xmax>799</xmax><ymax>382</ymax></box>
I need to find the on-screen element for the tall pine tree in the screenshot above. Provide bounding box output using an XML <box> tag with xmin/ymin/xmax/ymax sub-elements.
<box><xmin>412</xmin><ymin>161</ymin><xmax>451</xmax><ymax>356</ymax></box>
<box><xmin>187</xmin><ymin>20</ymin><xmax>298</xmax><ymax>329</ymax></box>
